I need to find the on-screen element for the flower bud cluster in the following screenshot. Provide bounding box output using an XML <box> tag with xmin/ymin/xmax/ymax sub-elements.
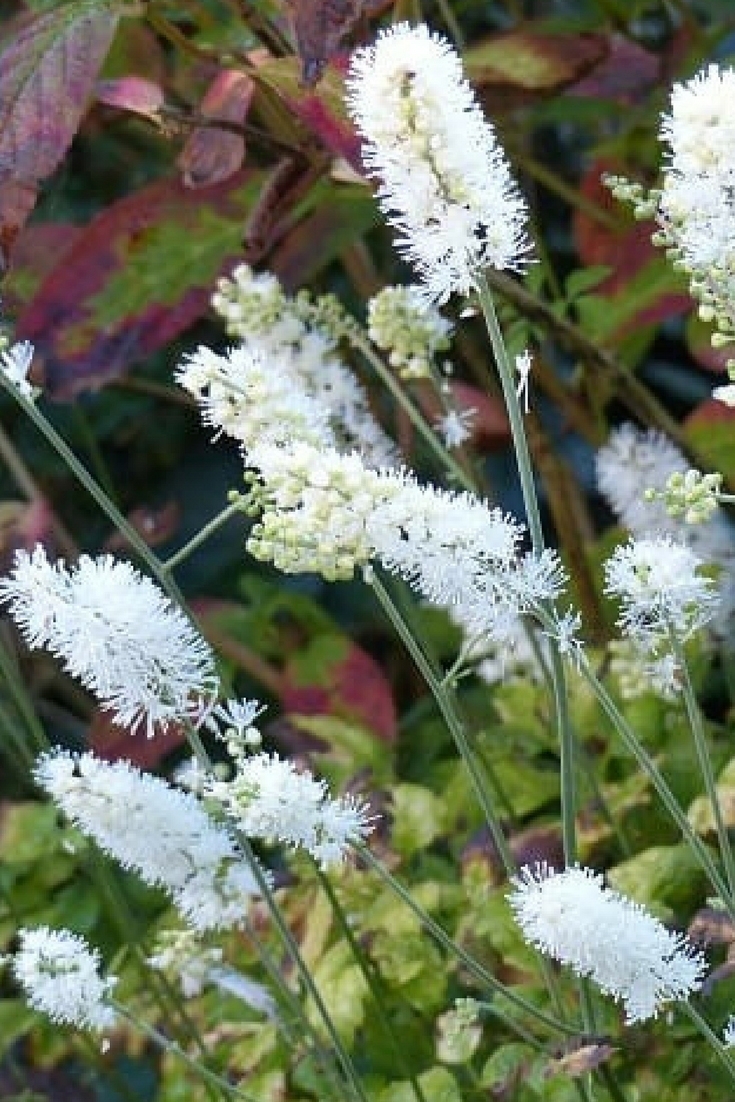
<box><xmin>367</xmin><ymin>285</ymin><xmax>451</xmax><ymax>380</ymax></box>
<box><xmin>645</xmin><ymin>468</ymin><xmax>722</xmax><ymax>525</ymax></box>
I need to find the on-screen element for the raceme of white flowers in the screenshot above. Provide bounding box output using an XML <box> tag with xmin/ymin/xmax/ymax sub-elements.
<box><xmin>203</xmin><ymin>751</ymin><xmax>374</xmax><ymax>869</ymax></box>
<box><xmin>207</xmin><ymin>263</ymin><xmax>396</xmax><ymax>467</ymax></box>
<box><xmin>604</xmin><ymin>536</ymin><xmax>718</xmax><ymax>680</ymax></box>
<box><xmin>241</xmin><ymin>437</ymin><xmax>566</xmax><ymax>639</ymax></box>
<box><xmin>596</xmin><ymin>424</ymin><xmax>735</xmax><ymax>641</ymax></box>
<box><xmin>35</xmin><ymin>750</ymin><xmax>261</xmax><ymax>931</ymax></box>
<box><xmin>657</xmin><ymin>64</ymin><xmax>735</xmax><ymax>342</ymax></box>
<box><xmin>149</xmin><ymin>929</ymin><xmax>277</xmax><ymax>1015</ymax></box>
<box><xmin>0</xmin><ymin>547</ymin><xmax>218</xmax><ymax>738</ymax></box>
<box><xmin>367</xmin><ymin>284</ymin><xmax>452</xmax><ymax>379</ymax></box>
<box><xmin>509</xmin><ymin>865</ymin><xmax>706</xmax><ymax>1024</ymax></box>
<box><xmin>9</xmin><ymin>927</ymin><xmax>117</xmax><ymax>1032</ymax></box>
<box><xmin>346</xmin><ymin>22</ymin><xmax>531</xmax><ymax>303</ymax></box>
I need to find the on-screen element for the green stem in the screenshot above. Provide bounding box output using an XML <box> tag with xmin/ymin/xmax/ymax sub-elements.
<box><xmin>182</xmin><ymin>728</ymin><xmax>366</xmax><ymax>1102</ymax></box>
<box><xmin>671</xmin><ymin>630</ymin><xmax>735</xmax><ymax>899</ymax></box>
<box><xmin>357</xmin><ymin>846</ymin><xmax>576</xmax><ymax>1039</ymax></box>
<box><xmin>162</xmin><ymin>500</ymin><xmax>244</xmax><ymax>572</ymax></box>
<box><xmin>681</xmin><ymin>1003</ymin><xmax>735</xmax><ymax>1085</ymax></box>
<box><xmin>475</xmin><ymin>277</ymin><xmax>577</xmax><ymax>864</ymax></box>
<box><xmin>341</xmin><ymin>327</ymin><xmax>477</xmax><ymax>493</ymax></box>
<box><xmin>0</xmin><ymin>381</ymin><xmax>186</xmax><ymax>608</ymax></box>
<box><xmin>368</xmin><ymin>571</ymin><xmax>514</xmax><ymax>874</ymax></box>
<box><xmin>314</xmin><ymin>865</ymin><xmax>429</xmax><ymax>1102</ymax></box>
<box><xmin>115</xmin><ymin>1004</ymin><xmax>261</xmax><ymax>1102</ymax></box>
<box><xmin>578</xmin><ymin>656</ymin><xmax>734</xmax><ymax>917</ymax></box>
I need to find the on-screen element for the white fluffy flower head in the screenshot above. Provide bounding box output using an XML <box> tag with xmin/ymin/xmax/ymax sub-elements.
<box><xmin>0</xmin><ymin>547</ymin><xmax>218</xmax><ymax>737</ymax></box>
<box><xmin>509</xmin><ymin>865</ymin><xmax>705</xmax><ymax>1023</ymax></box>
<box><xmin>603</xmin><ymin>536</ymin><xmax>718</xmax><ymax>648</ymax></box>
<box><xmin>367</xmin><ymin>284</ymin><xmax>451</xmax><ymax>379</ymax></box>
<box><xmin>347</xmin><ymin>23</ymin><xmax>531</xmax><ymax>302</ymax></box>
<box><xmin>35</xmin><ymin>750</ymin><xmax>259</xmax><ymax>930</ymax></box>
<box><xmin>203</xmin><ymin>751</ymin><xmax>374</xmax><ymax>868</ymax></box>
<box><xmin>12</xmin><ymin>927</ymin><xmax>117</xmax><ymax>1032</ymax></box>
<box><xmin>1</xmin><ymin>340</ymin><xmax>38</xmax><ymax>401</ymax></box>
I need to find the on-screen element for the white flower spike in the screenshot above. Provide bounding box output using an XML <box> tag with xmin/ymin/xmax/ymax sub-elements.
<box><xmin>509</xmin><ymin>865</ymin><xmax>705</xmax><ymax>1023</ymax></box>
<box><xmin>346</xmin><ymin>23</ymin><xmax>531</xmax><ymax>303</ymax></box>
<box><xmin>12</xmin><ymin>927</ymin><xmax>117</xmax><ymax>1032</ymax></box>
<box><xmin>0</xmin><ymin>547</ymin><xmax>218</xmax><ymax>737</ymax></box>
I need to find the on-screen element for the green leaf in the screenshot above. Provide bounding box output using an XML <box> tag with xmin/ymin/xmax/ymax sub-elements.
<box><xmin>392</xmin><ymin>784</ymin><xmax>447</xmax><ymax>856</ymax></box>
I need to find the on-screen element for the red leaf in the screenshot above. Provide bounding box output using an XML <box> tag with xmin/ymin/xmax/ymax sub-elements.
<box><xmin>281</xmin><ymin>639</ymin><xmax>397</xmax><ymax>742</ymax></box>
<box><xmin>289</xmin><ymin>0</ymin><xmax>362</xmax><ymax>85</ymax></box>
<box><xmin>16</xmin><ymin>170</ymin><xmax>260</xmax><ymax>399</ymax></box>
<box><xmin>0</xmin><ymin>5</ymin><xmax>119</xmax><ymax>183</ymax></box>
<box><xmin>89</xmin><ymin>709</ymin><xmax>186</xmax><ymax>767</ymax></box>
<box><xmin>255</xmin><ymin>56</ymin><xmax>361</xmax><ymax>169</ymax></box>
<box><xmin>569</xmin><ymin>33</ymin><xmax>659</xmax><ymax>104</ymax></box>
<box><xmin>178</xmin><ymin>70</ymin><xmax>255</xmax><ymax>189</ymax></box>
<box><xmin>0</xmin><ymin>179</ymin><xmax>38</xmax><ymax>268</ymax></box>
<box><xmin>95</xmin><ymin>75</ymin><xmax>164</xmax><ymax>118</ymax></box>
<box><xmin>1</xmin><ymin>222</ymin><xmax>82</xmax><ymax>309</ymax></box>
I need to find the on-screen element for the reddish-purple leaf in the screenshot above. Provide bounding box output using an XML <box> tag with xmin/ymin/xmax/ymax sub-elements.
<box><xmin>0</xmin><ymin>178</ymin><xmax>38</xmax><ymax>268</ymax></box>
<box><xmin>281</xmin><ymin>639</ymin><xmax>397</xmax><ymax>742</ymax></box>
<box><xmin>569</xmin><ymin>33</ymin><xmax>659</xmax><ymax>104</ymax></box>
<box><xmin>2</xmin><ymin>222</ymin><xmax>82</xmax><ymax>309</ymax></box>
<box><xmin>178</xmin><ymin>69</ymin><xmax>255</xmax><ymax>189</ymax></box>
<box><xmin>255</xmin><ymin>56</ymin><xmax>361</xmax><ymax>169</ymax></box>
<box><xmin>289</xmin><ymin>0</ymin><xmax>362</xmax><ymax>85</ymax></box>
<box><xmin>89</xmin><ymin>709</ymin><xmax>186</xmax><ymax>767</ymax></box>
<box><xmin>16</xmin><ymin>170</ymin><xmax>261</xmax><ymax>399</ymax></box>
<box><xmin>0</xmin><ymin>4</ymin><xmax>119</xmax><ymax>183</ymax></box>
<box><xmin>95</xmin><ymin>75</ymin><xmax>164</xmax><ymax>118</ymax></box>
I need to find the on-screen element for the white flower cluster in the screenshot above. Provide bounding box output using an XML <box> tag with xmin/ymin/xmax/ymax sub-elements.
<box><xmin>346</xmin><ymin>23</ymin><xmax>530</xmax><ymax>303</ymax></box>
<box><xmin>35</xmin><ymin>750</ymin><xmax>260</xmax><ymax>931</ymax></box>
<box><xmin>244</xmin><ymin>438</ymin><xmax>565</xmax><ymax>640</ymax></box>
<box><xmin>657</xmin><ymin>65</ymin><xmax>735</xmax><ymax>347</ymax></box>
<box><xmin>149</xmin><ymin>928</ymin><xmax>276</xmax><ymax>1014</ymax></box>
<box><xmin>10</xmin><ymin>927</ymin><xmax>117</xmax><ymax>1032</ymax></box>
<box><xmin>597</xmin><ymin>424</ymin><xmax>735</xmax><ymax>644</ymax></box>
<box><xmin>207</xmin><ymin>264</ymin><xmax>396</xmax><ymax>467</ymax></box>
<box><xmin>367</xmin><ymin>285</ymin><xmax>452</xmax><ymax>379</ymax></box>
<box><xmin>0</xmin><ymin>547</ymin><xmax>218</xmax><ymax>737</ymax></box>
<box><xmin>203</xmin><ymin>751</ymin><xmax>373</xmax><ymax>868</ymax></box>
<box><xmin>604</xmin><ymin>537</ymin><xmax>717</xmax><ymax>692</ymax></box>
<box><xmin>509</xmin><ymin>865</ymin><xmax>706</xmax><ymax>1023</ymax></box>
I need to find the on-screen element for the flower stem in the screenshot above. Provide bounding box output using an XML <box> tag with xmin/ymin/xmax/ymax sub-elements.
<box><xmin>357</xmin><ymin>846</ymin><xmax>577</xmax><ymax>1039</ymax></box>
<box><xmin>670</xmin><ymin>630</ymin><xmax>735</xmax><ymax>898</ymax></box>
<box><xmin>162</xmin><ymin>500</ymin><xmax>244</xmax><ymax>572</ymax></box>
<box><xmin>579</xmin><ymin>655</ymin><xmax>734</xmax><ymax>917</ymax></box>
<box><xmin>681</xmin><ymin>1003</ymin><xmax>735</xmax><ymax>1085</ymax></box>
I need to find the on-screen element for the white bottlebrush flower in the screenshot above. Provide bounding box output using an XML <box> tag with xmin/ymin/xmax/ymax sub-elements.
<box><xmin>509</xmin><ymin>865</ymin><xmax>705</xmax><ymax>1023</ymax></box>
<box><xmin>596</xmin><ymin>424</ymin><xmax>735</xmax><ymax>641</ymax></box>
<box><xmin>208</xmin><ymin>265</ymin><xmax>397</xmax><ymax>468</ymax></box>
<box><xmin>34</xmin><ymin>750</ymin><xmax>260</xmax><ymax>931</ymax></box>
<box><xmin>367</xmin><ymin>284</ymin><xmax>452</xmax><ymax>379</ymax></box>
<box><xmin>203</xmin><ymin>751</ymin><xmax>374</xmax><ymax>868</ymax></box>
<box><xmin>656</xmin><ymin>65</ymin><xmax>735</xmax><ymax>338</ymax></box>
<box><xmin>603</xmin><ymin>536</ymin><xmax>718</xmax><ymax>649</ymax></box>
<box><xmin>0</xmin><ymin>547</ymin><xmax>218</xmax><ymax>737</ymax></box>
<box><xmin>12</xmin><ymin>927</ymin><xmax>117</xmax><ymax>1032</ymax></box>
<box><xmin>1</xmin><ymin>340</ymin><xmax>38</xmax><ymax>401</ymax></box>
<box><xmin>346</xmin><ymin>23</ymin><xmax>531</xmax><ymax>303</ymax></box>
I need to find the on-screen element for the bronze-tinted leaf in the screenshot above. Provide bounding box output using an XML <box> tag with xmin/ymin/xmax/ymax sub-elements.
<box><xmin>289</xmin><ymin>0</ymin><xmax>362</xmax><ymax>85</ymax></box>
<box><xmin>549</xmin><ymin>1043</ymin><xmax>616</xmax><ymax>1079</ymax></box>
<box><xmin>178</xmin><ymin>69</ymin><xmax>255</xmax><ymax>189</ymax></box>
<box><xmin>95</xmin><ymin>75</ymin><xmax>165</xmax><ymax>119</ymax></box>
<box><xmin>16</xmin><ymin>170</ymin><xmax>262</xmax><ymax>399</ymax></box>
<box><xmin>465</xmin><ymin>28</ymin><xmax>607</xmax><ymax>96</ymax></box>
<box><xmin>688</xmin><ymin>907</ymin><xmax>735</xmax><ymax>947</ymax></box>
<box><xmin>1</xmin><ymin>221</ymin><xmax>82</xmax><ymax>308</ymax></box>
<box><xmin>0</xmin><ymin>179</ymin><xmax>38</xmax><ymax>269</ymax></box>
<box><xmin>0</xmin><ymin>4</ymin><xmax>119</xmax><ymax>183</ymax></box>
